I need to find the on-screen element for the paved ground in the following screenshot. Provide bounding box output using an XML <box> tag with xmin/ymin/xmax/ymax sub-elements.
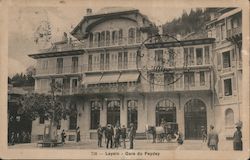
<box><xmin>8</xmin><ymin>139</ymin><xmax>233</xmax><ymax>150</ymax></box>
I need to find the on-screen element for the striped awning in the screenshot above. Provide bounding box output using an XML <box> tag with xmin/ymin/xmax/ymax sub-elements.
<box><xmin>99</xmin><ymin>73</ymin><xmax>120</xmax><ymax>83</ymax></box>
<box><xmin>82</xmin><ymin>74</ymin><xmax>102</xmax><ymax>84</ymax></box>
<box><xmin>118</xmin><ymin>72</ymin><xmax>140</xmax><ymax>82</ymax></box>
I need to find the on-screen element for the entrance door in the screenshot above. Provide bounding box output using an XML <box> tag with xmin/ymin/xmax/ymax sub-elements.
<box><xmin>184</xmin><ymin>99</ymin><xmax>207</xmax><ymax>140</ymax></box>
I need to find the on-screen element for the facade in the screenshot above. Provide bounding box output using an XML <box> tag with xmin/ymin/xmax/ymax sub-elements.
<box><xmin>28</xmin><ymin>7</ymin><xmax>242</xmax><ymax>143</ymax></box>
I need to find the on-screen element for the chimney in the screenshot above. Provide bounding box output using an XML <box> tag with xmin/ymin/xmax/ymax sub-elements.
<box><xmin>86</xmin><ymin>8</ymin><xmax>92</xmax><ymax>16</ymax></box>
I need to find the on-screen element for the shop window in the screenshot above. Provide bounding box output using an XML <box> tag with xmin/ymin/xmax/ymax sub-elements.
<box><xmin>223</xmin><ymin>51</ymin><xmax>231</xmax><ymax>68</ymax></box>
<box><xmin>224</xmin><ymin>78</ymin><xmax>232</xmax><ymax>96</ymax></box>
<box><xmin>196</xmin><ymin>48</ymin><xmax>203</xmax><ymax>65</ymax></box>
<box><xmin>90</xmin><ymin>101</ymin><xmax>101</xmax><ymax>129</ymax></box>
<box><xmin>127</xmin><ymin>100</ymin><xmax>138</xmax><ymax>129</ymax></box>
<box><xmin>225</xmin><ymin>108</ymin><xmax>234</xmax><ymax>127</ymax></box>
<box><xmin>156</xmin><ymin>99</ymin><xmax>176</xmax><ymax>126</ymax></box>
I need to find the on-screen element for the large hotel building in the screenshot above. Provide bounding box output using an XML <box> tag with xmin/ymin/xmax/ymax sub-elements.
<box><xmin>29</xmin><ymin>7</ymin><xmax>242</xmax><ymax>142</ymax></box>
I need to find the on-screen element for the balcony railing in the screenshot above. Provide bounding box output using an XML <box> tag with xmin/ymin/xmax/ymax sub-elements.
<box><xmin>35</xmin><ymin>87</ymin><xmax>80</xmax><ymax>95</ymax></box>
<box><xmin>36</xmin><ymin>65</ymin><xmax>84</xmax><ymax>76</ymax></box>
<box><xmin>227</xmin><ymin>26</ymin><xmax>242</xmax><ymax>39</ymax></box>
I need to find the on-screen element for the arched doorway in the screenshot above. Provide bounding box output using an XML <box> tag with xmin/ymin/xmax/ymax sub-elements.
<box><xmin>184</xmin><ymin>99</ymin><xmax>207</xmax><ymax>140</ymax></box>
<box><xmin>155</xmin><ymin>99</ymin><xmax>176</xmax><ymax>126</ymax></box>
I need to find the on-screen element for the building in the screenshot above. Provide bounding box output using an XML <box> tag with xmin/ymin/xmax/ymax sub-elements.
<box><xmin>28</xmin><ymin>7</ymin><xmax>242</xmax><ymax>143</ymax></box>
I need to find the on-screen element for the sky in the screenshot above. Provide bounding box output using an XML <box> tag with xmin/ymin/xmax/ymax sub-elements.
<box><xmin>8</xmin><ymin>1</ymin><xmax>191</xmax><ymax>77</ymax></box>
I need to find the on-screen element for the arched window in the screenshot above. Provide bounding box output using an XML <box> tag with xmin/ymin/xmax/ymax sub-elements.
<box><xmin>128</xmin><ymin>28</ymin><xmax>135</xmax><ymax>44</ymax></box>
<box><xmin>225</xmin><ymin>108</ymin><xmax>234</xmax><ymax>127</ymax></box>
<box><xmin>90</xmin><ymin>101</ymin><xmax>101</xmax><ymax>129</ymax></box>
<box><xmin>118</xmin><ymin>29</ymin><xmax>123</xmax><ymax>45</ymax></box>
<box><xmin>155</xmin><ymin>99</ymin><xmax>176</xmax><ymax>126</ymax></box>
<box><xmin>89</xmin><ymin>32</ymin><xmax>93</xmax><ymax>47</ymax></box>
<box><xmin>107</xmin><ymin>100</ymin><xmax>120</xmax><ymax>126</ymax></box>
<box><xmin>100</xmin><ymin>31</ymin><xmax>105</xmax><ymax>46</ymax></box>
<box><xmin>127</xmin><ymin>100</ymin><xmax>138</xmax><ymax>128</ymax></box>
<box><xmin>106</xmin><ymin>31</ymin><xmax>110</xmax><ymax>46</ymax></box>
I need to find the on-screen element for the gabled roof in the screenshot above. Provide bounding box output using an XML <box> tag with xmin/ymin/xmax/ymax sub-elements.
<box><xmin>70</xmin><ymin>7</ymin><xmax>155</xmax><ymax>40</ymax></box>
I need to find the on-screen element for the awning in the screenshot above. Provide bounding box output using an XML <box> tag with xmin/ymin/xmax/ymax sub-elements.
<box><xmin>217</xmin><ymin>8</ymin><xmax>241</xmax><ymax>21</ymax></box>
<box><xmin>82</xmin><ymin>74</ymin><xmax>102</xmax><ymax>84</ymax></box>
<box><xmin>118</xmin><ymin>72</ymin><xmax>140</xmax><ymax>82</ymax></box>
<box><xmin>99</xmin><ymin>73</ymin><xmax>120</xmax><ymax>84</ymax></box>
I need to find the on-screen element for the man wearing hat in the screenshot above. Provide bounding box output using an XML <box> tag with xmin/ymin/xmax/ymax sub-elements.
<box><xmin>207</xmin><ymin>125</ymin><xmax>219</xmax><ymax>150</ymax></box>
<box><xmin>128</xmin><ymin>123</ymin><xmax>136</xmax><ymax>149</ymax></box>
<box><xmin>233</xmin><ymin>123</ymin><xmax>242</xmax><ymax>150</ymax></box>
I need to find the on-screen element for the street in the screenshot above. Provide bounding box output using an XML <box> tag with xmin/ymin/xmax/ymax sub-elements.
<box><xmin>8</xmin><ymin>139</ymin><xmax>233</xmax><ymax>150</ymax></box>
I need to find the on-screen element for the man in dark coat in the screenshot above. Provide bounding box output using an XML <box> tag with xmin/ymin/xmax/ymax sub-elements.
<box><xmin>128</xmin><ymin>123</ymin><xmax>136</xmax><ymax>149</ymax></box>
<box><xmin>76</xmin><ymin>126</ymin><xmax>81</xmax><ymax>142</ymax></box>
<box><xmin>97</xmin><ymin>125</ymin><xmax>103</xmax><ymax>147</ymax></box>
<box><xmin>121</xmin><ymin>125</ymin><xmax>127</xmax><ymax>148</ymax></box>
<box><xmin>207</xmin><ymin>125</ymin><xmax>219</xmax><ymax>150</ymax></box>
<box><xmin>233</xmin><ymin>124</ymin><xmax>242</xmax><ymax>150</ymax></box>
<box><xmin>106</xmin><ymin>124</ymin><xmax>114</xmax><ymax>149</ymax></box>
<box><xmin>61</xmin><ymin>130</ymin><xmax>66</xmax><ymax>144</ymax></box>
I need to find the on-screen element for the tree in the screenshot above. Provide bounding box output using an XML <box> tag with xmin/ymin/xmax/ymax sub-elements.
<box><xmin>20</xmin><ymin>81</ymin><xmax>71</xmax><ymax>142</ymax></box>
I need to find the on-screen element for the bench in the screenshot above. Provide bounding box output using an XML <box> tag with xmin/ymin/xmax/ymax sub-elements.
<box><xmin>37</xmin><ymin>141</ymin><xmax>63</xmax><ymax>147</ymax></box>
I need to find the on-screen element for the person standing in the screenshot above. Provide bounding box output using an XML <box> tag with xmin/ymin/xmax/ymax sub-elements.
<box><xmin>61</xmin><ymin>129</ymin><xmax>66</xmax><ymax>144</ymax></box>
<box><xmin>106</xmin><ymin>124</ymin><xmax>114</xmax><ymax>149</ymax></box>
<box><xmin>233</xmin><ymin>124</ymin><xmax>242</xmax><ymax>151</ymax></box>
<box><xmin>121</xmin><ymin>125</ymin><xmax>127</xmax><ymax>149</ymax></box>
<box><xmin>128</xmin><ymin>123</ymin><xmax>136</xmax><ymax>149</ymax></box>
<box><xmin>114</xmin><ymin>124</ymin><xmax>121</xmax><ymax>148</ymax></box>
<box><xmin>76</xmin><ymin>126</ymin><xmax>81</xmax><ymax>143</ymax></box>
<box><xmin>201</xmin><ymin>126</ymin><xmax>207</xmax><ymax>143</ymax></box>
<box><xmin>97</xmin><ymin>125</ymin><xmax>103</xmax><ymax>147</ymax></box>
<box><xmin>207</xmin><ymin>125</ymin><xmax>219</xmax><ymax>150</ymax></box>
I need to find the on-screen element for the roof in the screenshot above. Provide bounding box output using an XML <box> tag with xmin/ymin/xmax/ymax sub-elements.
<box><xmin>95</xmin><ymin>7</ymin><xmax>137</xmax><ymax>15</ymax></box>
<box><xmin>217</xmin><ymin>8</ymin><xmax>241</xmax><ymax>21</ymax></box>
<box><xmin>182</xmin><ymin>31</ymin><xmax>208</xmax><ymax>41</ymax></box>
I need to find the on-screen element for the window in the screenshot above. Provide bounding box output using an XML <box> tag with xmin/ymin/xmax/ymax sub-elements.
<box><xmin>124</xmin><ymin>52</ymin><xmax>128</xmax><ymax>69</ymax></box>
<box><xmin>88</xmin><ymin>55</ymin><xmax>92</xmax><ymax>71</ymax></box>
<box><xmin>232</xmin><ymin>18</ymin><xmax>240</xmax><ymax>29</ymax></box>
<box><xmin>189</xmin><ymin>47</ymin><xmax>194</xmax><ymax>65</ymax></box>
<box><xmin>42</xmin><ymin>60</ymin><xmax>48</xmax><ymax>70</ymax></box>
<box><xmin>208</xmin><ymin>30</ymin><xmax>212</xmax><ymax>38</ymax></box>
<box><xmin>105</xmin><ymin>53</ymin><xmax>110</xmax><ymax>70</ymax></box>
<box><xmin>196</xmin><ymin>48</ymin><xmax>203</xmax><ymax>65</ymax></box>
<box><xmin>112</xmin><ymin>30</ymin><xmax>118</xmax><ymax>45</ymax></box>
<box><xmin>100</xmin><ymin>31</ymin><xmax>105</xmax><ymax>46</ymax></box>
<box><xmin>90</xmin><ymin>101</ymin><xmax>101</xmax><ymax>129</ymax></box>
<box><xmin>107</xmin><ymin>100</ymin><xmax>120</xmax><ymax>126</ymax></box>
<box><xmin>224</xmin><ymin>78</ymin><xmax>232</xmax><ymax>96</ymax></box>
<box><xmin>69</xmin><ymin>104</ymin><xmax>77</xmax><ymax>130</ymax></box>
<box><xmin>204</xmin><ymin>46</ymin><xmax>210</xmax><ymax>64</ymax></box>
<box><xmin>39</xmin><ymin>116</ymin><xmax>45</xmax><ymax>124</ymax></box>
<box><xmin>136</xmin><ymin>28</ymin><xmax>141</xmax><ymax>43</ymax></box>
<box><xmin>72</xmin><ymin>57</ymin><xmax>78</xmax><ymax>73</ymax></box>
<box><xmin>200</xmin><ymin>71</ymin><xmax>205</xmax><ymax>86</ymax></box>
<box><xmin>100</xmin><ymin>53</ymin><xmax>105</xmax><ymax>70</ymax></box>
<box><xmin>168</xmin><ymin>49</ymin><xmax>175</xmax><ymax>67</ymax></box>
<box><xmin>128</xmin><ymin>28</ymin><xmax>135</xmax><ymax>44</ymax></box>
<box><xmin>94</xmin><ymin>32</ymin><xmax>100</xmax><ymax>47</ymax></box>
<box><xmin>71</xmin><ymin>79</ymin><xmax>78</xmax><ymax>93</ymax></box>
<box><xmin>155</xmin><ymin>99</ymin><xmax>176</xmax><ymax>126</ymax></box>
<box><xmin>223</xmin><ymin>51</ymin><xmax>231</xmax><ymax>68</ymax></box>
<box><xmin>221</xmin><ymin>24</ymin><xmax>226</xmax><ymax>40</ymax></box>
<box><xmin>225</xmin><ymin>108</ymin><xmax>234</xmax><ymax>127</ymax></box>
<box><xmin>118</xmin><ymin>29</ymin><xmax>123</xmax><ymax>45</ymax></box>
<box><xmin>89</xmin><ymin>33</ymin><xmax>93</xmax><ymax>47</ymax></box>
<box><xmin>118</xmin><ymin>52</ymin><xmax>123</xmax><ymax>69</ymax></box>
<box><xmin>184</xmin><ymin>72</ymin><xmax>195</xmax><ymax>89</ymax></box>
<box><xmin>149</xmin><ymin>73</ymin><xmax>154</xmax><ymax>91</ymax></box>
<box><xmin>155</xmin><ymin>50</ymin><xmax>163</xmax><ymax>66</ymax></box>
<box><xmin>164</xmin><ymin>73</ymin><xmax>174</xmax><ymax>91</ymax></box>
<box><xmin>184</xmin><ymin>48</ymin><xmax>188</xmax><ymax>66</ymax></box>
<box><xmin>56</xmin><ymin>58</ymin><xmax>63</xmax><ymax>74</ymax></box>
<box><xmin>106</xmin><ymin>31</ymin><xmax>110</xmax><ymax>46</ymax></box>
<box><xmin>127</xmin><ymin>100</ymin><xmax>138</xmax><ymax>128</ymax></box>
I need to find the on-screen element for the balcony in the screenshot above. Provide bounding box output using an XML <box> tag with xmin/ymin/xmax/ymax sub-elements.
<box><xmin>82</xmin><ymin>83</ymin><xmax>142</xmax><ymax>94</ymax></box>
<box><xmin>35</xmin><ymin>87</ymin><xmax>80</xmax><ymax>96</ymax></box>
<box><xmin>38</xmin><ymin>40</ymin><xmax>86</xmax><ymax>54</ymax></box>
<box><xmin>36</xmin><ymin>65</ymin><xmax>84</xmax><ymax>77</ymax></box>
<box><xmin>87</xmin><ymin>61</ymin><xmax>138</xmax><ymax>72</ymax></box>
<box><xmin>226</xmin><ymin>26</ymin><xmax>242</xmax><ymax>40</ymax></box>
<box><xmin>88</xmin><ymin>37</ymin><xmax>142</xmax><ymax>49</ymax></box>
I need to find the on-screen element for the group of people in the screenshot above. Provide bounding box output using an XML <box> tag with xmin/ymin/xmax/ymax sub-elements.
<box><xmin>9</xmin><ymin>131</ymin><xmax>31</xmax><ymax>145</ymax></box>
<box><xmin>203</xmin><ymin>124</ymin><xmax>242</xmax><ymax>151</ymax></box>
<box><xmin>97</xmin><ymin>122</ymin><xmax>136</xmax><ymax>149</ymax></box>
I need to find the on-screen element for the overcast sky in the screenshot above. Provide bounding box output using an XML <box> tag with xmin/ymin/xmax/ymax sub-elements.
<box><xmin>8</xmin><ymin>1</ymin><xmax>191</xmax><ymax>77</ymax></box>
